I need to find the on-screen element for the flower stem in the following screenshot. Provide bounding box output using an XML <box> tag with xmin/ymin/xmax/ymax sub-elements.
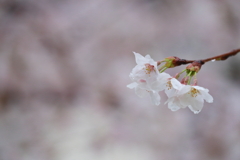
<box><xmin>188</xmin><ymin>76</ymin><xmax>192</xmax><ymax>85</ymax></box>
<box><xmin>174</xmin><ymin>69</ymin><xmax>186</xmax><ymax>79</ymax></box>
<box><xmin>158</xmin><ymin>65</ymin><xmax>165</xmax><ymax>72</ymax></box>
<box><xmin>193</xmin><ymin>73</ymin><xmax>197</xmax><ymax>85</ymax></box>
<box><xmin>159</xmin><ymin>67</ymin><xmax>168</xmax><ymax>73</ymax></box>
<box><xmin>186</xmin><ymin>71</ymin><xmax>193</xmax><ymax>85</ymax></box>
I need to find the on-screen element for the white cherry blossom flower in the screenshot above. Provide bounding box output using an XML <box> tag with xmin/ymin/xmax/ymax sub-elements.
<box><xmin>129</xmin><ymin>52</ymin><xmax>159</xmax><ymax>84</ymax></box>
<box><xmin>127</xmin><ymin>52</ymin><xmax>170</xmax><ymax>105</ymax></box>
<box><xmin>165</xmin><ymin>84</ymin><xmax>213</xmax><ymax>114</ymax></box>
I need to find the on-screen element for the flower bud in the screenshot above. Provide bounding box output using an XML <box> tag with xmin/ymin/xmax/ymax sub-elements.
<box><xmin>186</xmin><ymin>60</ymin><xmax>204</xmax><ymax>73</ymax></box>
<box><xmin>163</xmin><ymin>56</ymin><xmax>181</xmax><ymax>68</ymax></box>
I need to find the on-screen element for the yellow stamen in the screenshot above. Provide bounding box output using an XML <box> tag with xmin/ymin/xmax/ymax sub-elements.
<box><xmin>188</xmin><ymin>87</ymin><xmax>200</xmax><ymax>97</ymax></box>
<box><xmin>166</xmin><ymin>81</ymin><xmax>172</xmax><ymax>90</ymax></box>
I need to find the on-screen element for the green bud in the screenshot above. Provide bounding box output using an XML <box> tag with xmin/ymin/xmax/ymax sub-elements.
<box><xmin>163</xmin><ymin>56</ymin><xmax>181</xmax><ymax>68</ymax></box>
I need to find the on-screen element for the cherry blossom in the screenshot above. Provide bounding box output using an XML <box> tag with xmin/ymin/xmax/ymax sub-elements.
<box><xmin>127</xmin><ymin>52</ymin><xmax>169</xmax><ymax>105</ymax></box>
<box><xmin>165</xmin><ymin>85</ymin><xmax>213</xmax><ymax>114</ymax></box>
<box><xmin>129</xmin><ymin>52</ymin><xmax>159</xmax><ymax>84</ymax></box>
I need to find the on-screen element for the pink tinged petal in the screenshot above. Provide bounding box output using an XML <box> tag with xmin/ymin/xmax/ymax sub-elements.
<box><xmin>149</xmin><ymin>91</ymin><xmax>161</xmax><ymax>105</ymax></box>
<box><xmin>127</xmin><ymin>82</ymin><xmax>138</xmax><ymax>89</ymax></box>
<box><xmin>135</xmin><ymin>87</ymin><xmax>148</xmax><ymax>98</ymax></box>
<box><xmin>171</xmin><ymin>78</ymin><xmax>184</xmax><ymax>90</ymax></box>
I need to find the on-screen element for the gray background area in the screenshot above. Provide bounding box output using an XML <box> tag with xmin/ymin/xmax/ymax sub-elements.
<box><xmin>0</xmin><ymin>0</ymin><xmax>240</xmax><ymax>160</ymax></box>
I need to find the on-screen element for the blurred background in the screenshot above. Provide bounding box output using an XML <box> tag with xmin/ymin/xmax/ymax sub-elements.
<box><xmin>0</xmin><ymin>0</ymin><xmax>240</xmax><ymax>160</ymax></box>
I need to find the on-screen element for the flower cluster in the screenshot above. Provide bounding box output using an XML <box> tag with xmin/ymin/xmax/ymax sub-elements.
<box><xmin>127</xmin><ymin>52</ymin><xmax>213</xmax><ymax>114</ymax></box>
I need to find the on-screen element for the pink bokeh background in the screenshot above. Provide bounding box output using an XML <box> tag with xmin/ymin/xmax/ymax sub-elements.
<box><xmin>0</xmin><ymin>0</ymin><xmax>240</xmax><ymax>160</ymax></box>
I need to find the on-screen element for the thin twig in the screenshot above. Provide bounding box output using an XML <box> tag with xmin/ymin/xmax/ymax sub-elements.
<box><xmin>201</xmin><ymin>49</ymin><xmax>240</xmax><ymax>63</ymax></box>
<box><xmin>175</xmin><ymin>49</ymin><xmax>240</xmax><ymax>66</ymax></box>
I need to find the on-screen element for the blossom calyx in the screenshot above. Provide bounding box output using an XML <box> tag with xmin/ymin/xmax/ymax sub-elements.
<box><xmin>186</xmin><ymin>61</ymin><xmax>204</xmax><ymax>74</ymax></box>
<box><xmin>162</xmin><ymin>56</ymin><xmax>182</xmax><ymax>68</ymax></box>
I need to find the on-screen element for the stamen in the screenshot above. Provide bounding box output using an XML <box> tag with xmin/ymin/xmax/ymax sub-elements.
<box><xmin>166</xmin><ymin>81</ymin><xmax>172</xmax><ymax>90</ymax></box>
<box><xmin>188</xmin><ymin>87</ymin><xmax>200</xmax><ymax>97</ymax></box>
<box><xmin>144</xmin><ymin>64</ymin><xmax>155</xmax><ymax>75</ymax></box>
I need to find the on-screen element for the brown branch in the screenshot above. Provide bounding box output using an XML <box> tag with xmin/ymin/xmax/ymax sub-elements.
<box><xmin>201</xmin><ymin>49</ymin><xmax>240</xmax><ymax>63</ymax></box>
<box><xmin>173</xmin><ymin>49</ymin><xmax>240</xmax><ymax>66</ymax></box>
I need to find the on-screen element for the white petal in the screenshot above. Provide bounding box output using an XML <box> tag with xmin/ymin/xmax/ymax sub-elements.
<box><xmin>200</xmin><ymin>90</ymin><xmax>213</xmax><ymax>103</ymax></box>
<box><xmin>179</xmin><ymin>93</ymin><xmax>193</xmax><ymax>106</ymax></box>
<box><xmin>188</xmin><ymin>100</ymin><xmax>203</xmax><ymax>114</ymax></box>
<box><xmin>165</xmin><ymin>88</ymin><xmax>177</xmax><ymax>98</ymax></box>
<box><xmin>145</xmin><ymin>54</ymin><xmax>152</xmax><ymax>59</ymax></box>
<box><xmin>150</xmin><ymin>73</ymin><xmax>170</xmax><ymax>90</ymax></box>
<box><xmin>133</xmin><ymin>52</ymin><xmax>149</xmax><ymax>65</ymax></box>
<box><xmin>167</xmin><ymin>100</ymin><xmax>181</xmax><ymax>111</ymax></box>
<box><xmin>177</xmin><ymin>85</ymin><xmax>191</xmax><ymax>95</ymax></box>
<box><xmin>164</xmin><ymin>97</ymin><xmax>171</xmax><ymax>105</ymax></box>
<box><xmin>193</xmin><ymin>85</ymin><xmax>209</xmax><ymax>92</ymax></box>
<box><xmin>127</xmin><ymin>82</ymin><xmax>138</xmax><ymax>89</ymax></box>
<box><xmin>171</xmin><ymin>78</ymin><xmax>184</xmax><ymax>90</ymax></box>
<box><xmin>151</xmin><ymin>80</ymin><xmax>165</xmax><ymax>91</ymax></box>
<box><xmin>182</xmin><ymin>96</ymin><xmax>204</xmax><ymax>114</ymax></box>
<box><xmin>192</xmin><ymin>86</ymin><xmax>213</xmax><ymax>103</ymax></box>
<box><xmin>149</xmin><ymin>91</ymin><xmax>161</xmax><ymax>105</ymax></box>
<box><xmin>131</xmin><ymin>66</ymin><xmax>146</xmax><ymax>78</ymax></box>
<box><xmin>137</xmin><ymin>82</ymin><xmax>148</xmax><ymax>89</ymax></box>
<box><xmin>194</xmin><ymin>93</ymin><xmax>203</xmax><ymax>102</ymax></box>
<box><xmin>145</xmin><ymin>55</ymin><xmax>156</xmax><ymax>65</ymax></box>
<box><xmin>158</xmin><ymin>72</ymin><xmax>172</xmax><ymax>81</ymax></box>
<box><xmin>175</xmin><ymin>98</ymin><xmax>187</xmax><ymax>109</ymax></box>
<box><xmin>131</xmin><ymin>70</ymin><xmax>148</xmax><ymax>81</ymax></box>
<box><xmin>146</xmin><ymin>73</ymin><xmax>158</xmax><ymax>83</ymax></box>
<box><xmin>135</xmin><ymin>87</ymin><xmax>148</xmax><ymax>98</ymax></box>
